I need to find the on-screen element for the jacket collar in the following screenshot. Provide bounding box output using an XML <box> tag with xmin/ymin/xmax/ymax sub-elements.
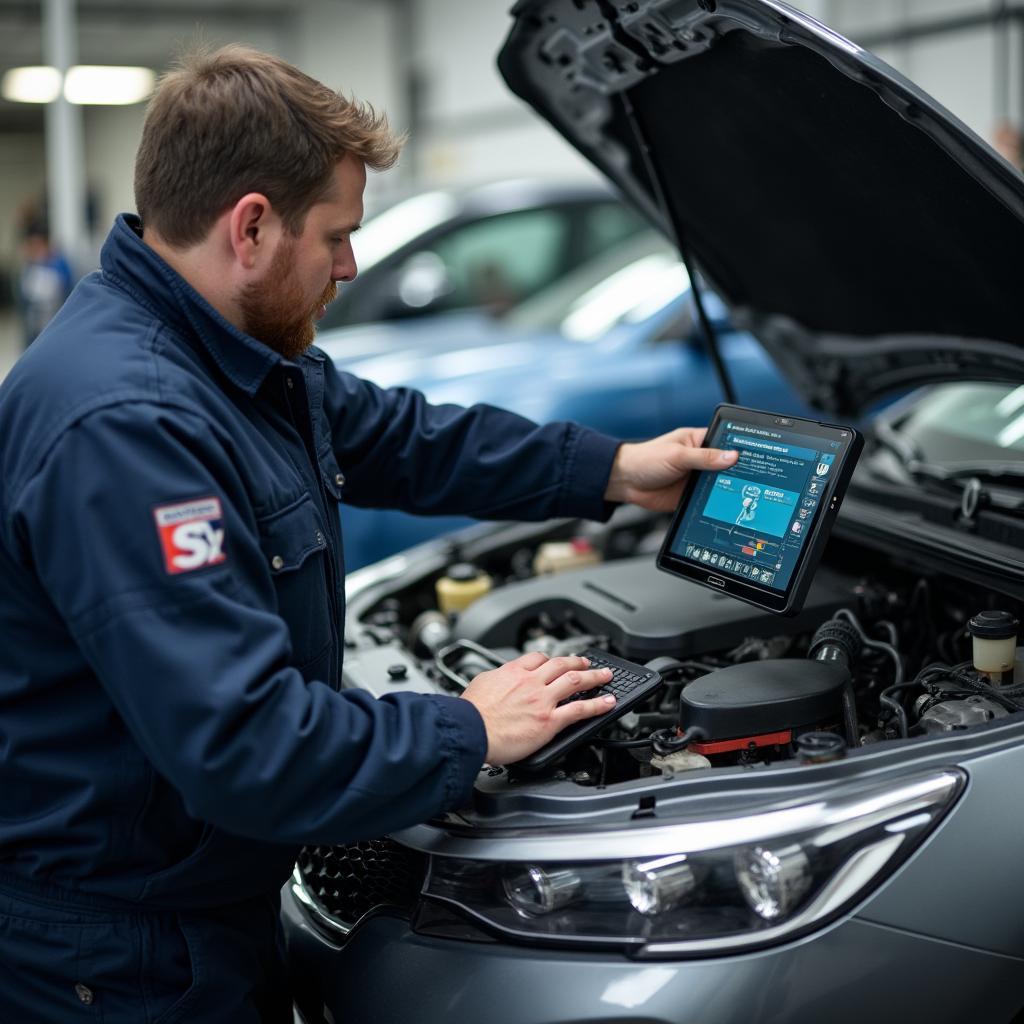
<box><xmin>100</xmin><ymin>214</ymin><xmax>284</xmax><ymax>396</ymax></box>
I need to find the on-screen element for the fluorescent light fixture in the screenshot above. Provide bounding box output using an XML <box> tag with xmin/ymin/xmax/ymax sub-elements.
<box><xmin>2</xmin><ymin>66</ymin><xmax>62</xmax><ymax>103</ymax></box>
<box><xmin>1</xmin><ymin>65</ymin><xmax>155</xmax><ymax>105</ymax></box>
<box><xmin>64</xmin><ymin>66</ymin><xmax>155</xmax><ymax>105</ymax></box>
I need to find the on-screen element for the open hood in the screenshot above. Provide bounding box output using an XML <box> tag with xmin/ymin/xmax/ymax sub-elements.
<box><xmin>498</xmin><ymin>0</ymin><xmax>1024</xmax><ymax>415</ymax></box>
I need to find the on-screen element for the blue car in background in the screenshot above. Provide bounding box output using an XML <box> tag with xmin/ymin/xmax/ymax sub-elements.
<box><xmin>317</xmin><ymin>230</ymin><xmax>811</xmax><ymax>569</ymax></box>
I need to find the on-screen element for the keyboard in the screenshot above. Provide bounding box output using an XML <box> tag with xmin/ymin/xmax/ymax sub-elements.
<box><xmin>512</xmin><ymin>649</ymin><xmax>663</xmax><ymax>771</ymax></box>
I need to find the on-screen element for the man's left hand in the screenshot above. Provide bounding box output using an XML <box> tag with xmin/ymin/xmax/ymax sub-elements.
<box><xmin>604</xmin><ymin>427</ymin><xmax>738</xmax><ymax>513</ymax></box>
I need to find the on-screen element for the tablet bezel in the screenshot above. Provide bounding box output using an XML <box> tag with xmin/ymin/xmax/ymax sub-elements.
<box><xmin>656</xmin><ymin>404</ymin><xmax>862</xmax><ymax>615</ymax></box>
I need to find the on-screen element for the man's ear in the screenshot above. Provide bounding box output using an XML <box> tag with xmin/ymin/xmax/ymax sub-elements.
<box><xmin>227</xmin><ymin>193</ymin><xmax>282</xmax><ymax>270</ymax></box>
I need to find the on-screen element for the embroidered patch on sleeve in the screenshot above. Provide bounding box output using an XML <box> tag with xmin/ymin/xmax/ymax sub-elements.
<box><xmin>153</xmin><ymin>496</ymin><xmax>227</xmax><ymax>575</ymax></box>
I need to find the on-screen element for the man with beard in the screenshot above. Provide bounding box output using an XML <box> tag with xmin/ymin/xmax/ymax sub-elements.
<box><xmin>0</xmin><ymin>46</ymin><xmax>738</xmax><ymax>1021</ymax></box>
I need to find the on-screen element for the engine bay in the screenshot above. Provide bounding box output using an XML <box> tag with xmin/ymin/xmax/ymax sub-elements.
<box><xmin>342</xmin><ymin>512</ymin><xmax>1024</xmax><ymax>791</ymax></box>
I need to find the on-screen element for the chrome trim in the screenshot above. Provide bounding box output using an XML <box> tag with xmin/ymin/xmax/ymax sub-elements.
<box><xmin>290</xmin><ymin>865</ymin><xmax>353</xmax><ymax>939</ymax></box>
<box><xmin>395</xmin><ymin>770</ymin><xmax>962</xmax><ymax>862</ymax></box>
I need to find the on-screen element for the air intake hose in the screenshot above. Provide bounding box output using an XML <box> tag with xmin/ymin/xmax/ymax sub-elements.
<box><xmin>808</xmin><ymin>618</ymin><xmax>861</xmax><ymax>747</ymax></box>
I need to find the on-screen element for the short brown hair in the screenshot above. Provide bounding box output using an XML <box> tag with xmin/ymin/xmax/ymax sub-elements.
<box><xmin>134</xmin><ymin>44</ymin><xmax>403</xmax><ymax>247</ymax></box>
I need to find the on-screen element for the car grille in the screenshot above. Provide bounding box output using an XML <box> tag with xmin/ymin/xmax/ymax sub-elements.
<box><xmin>296</xmin><ymin>839</ymin><xmax>428</xmax><ymax>928</ymax></box>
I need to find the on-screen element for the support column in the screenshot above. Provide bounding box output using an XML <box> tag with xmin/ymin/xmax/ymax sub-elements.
<box><xmin>43</xmin><ymin>0</ymin><xmax>88</xmax><ymax>273</ymax></box>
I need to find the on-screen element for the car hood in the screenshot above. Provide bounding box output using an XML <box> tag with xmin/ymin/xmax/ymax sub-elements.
<box><xmin>497</xmin><ymin>0</ymin><xmax>1024</xmax><ymax>415</ymax></box>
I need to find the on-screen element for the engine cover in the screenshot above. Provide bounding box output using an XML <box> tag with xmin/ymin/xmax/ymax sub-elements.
<box><xmin>680</xmin><ymin>659</ymin><xmax>849</xmax><ymax>739</ymax></box>
<box><xmin>456</xmin><ymin>557</ymin><xmax>851</xmax><ymax>661</ymax></box>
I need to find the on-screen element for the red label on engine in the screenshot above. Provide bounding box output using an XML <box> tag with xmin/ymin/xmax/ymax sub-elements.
<box><xmin>690</xmin><ymin>729</ymin><xmax>793</xmax><ymax>756</ymax></box>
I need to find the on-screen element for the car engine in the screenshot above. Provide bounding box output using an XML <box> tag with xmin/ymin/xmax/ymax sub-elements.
<box><xmin>342</xmin><ymin>513</ymin><xmax>1024</xmax><ymax>789</ymax></box>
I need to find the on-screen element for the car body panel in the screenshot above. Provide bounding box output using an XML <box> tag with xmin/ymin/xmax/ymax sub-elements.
<box><xmin>856</xmin><ymin>740</ymin><xmax>1024</xmax><ymax>958</ymax></box>
<box><xmin>283</xmin><ymin>895</ymin><xmax>1024</xmax><ymax>1024</ymax></box>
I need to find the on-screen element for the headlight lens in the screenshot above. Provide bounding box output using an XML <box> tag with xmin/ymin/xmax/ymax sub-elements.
<box><xmin>503</xmin><ymin>866</ymin><xmax>583</xmax><ymax>916</ymax></box>
<box><xmin>622</xmin><ymin>854</ymin><xmax>696</xmax><ymax>915</ymax></box>
<box><xmin>734</xmin><ymin>844</ymin><xmax>811</xmax><ymax>920</ymax></box>
<box><xmin>419</xmin><ymin>770</ymin><xmax>962</xmax><ymax>955</ymax></box>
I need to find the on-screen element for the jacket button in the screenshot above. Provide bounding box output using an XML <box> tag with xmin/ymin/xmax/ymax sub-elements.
<box><xmin>315</xmin><ymin>531</ymin><xmax>325</xmax><ymax>545</ymax></box>
<box><xmin>334</xmin><ymin>472</ymin><xmax>345</xmax><ymax>487</ymax></box>
<box><xmin>285</xmin><ymin>378</ymin><xmax>295</xmax><ymax>390</ymax></box>
<box><xmin>271</xmin><ymin>555</ymin><xmax>285</xmax><ymax>570</ymax></box>
<box><xmin>74</xmin><ymin>984</ymin><xmax>94</xmax><ymax>1005</ymax></box>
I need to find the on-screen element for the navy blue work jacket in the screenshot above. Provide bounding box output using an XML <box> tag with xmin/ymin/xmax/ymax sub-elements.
<box><xmin>0</xmin><ymin>215</ymin><xmax>620</xmax><ymax>910</ymax></box>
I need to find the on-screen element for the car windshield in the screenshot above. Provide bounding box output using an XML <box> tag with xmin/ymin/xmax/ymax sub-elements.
<box><xmin>352</xmin><ymin>191</ymin><xmax>460</xmax><ymax>273</ymax></box>
<box><xmin>892</xmin><ymin>383</ymin><xmax>1024</xmax><ymax>462</ymax></box>
<box><xmin>500</xmin><ymin>229</ymin><xmax>686</xmax><ymax>340</ymax></box>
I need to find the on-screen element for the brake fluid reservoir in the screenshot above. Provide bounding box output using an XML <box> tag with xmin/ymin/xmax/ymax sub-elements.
<box><xmin>435</xmin><ymin>563</ymin><xmax>492</xmax><ymax>616</ymax></box>
<box><xmin>969</xmin><ymin>610</ymin><xmax>1020</xmax><ymax>682</ymax></box>
<box><xmin>532</xmin><ymin>537</ymin><xmax>601</xmax><ymax>575</ymax></box>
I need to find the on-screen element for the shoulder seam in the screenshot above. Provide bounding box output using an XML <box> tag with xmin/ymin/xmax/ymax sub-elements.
<box><xmin>3</xmin><ymin>394</ymin><xmax>219</xmax><ymax>540</ymax></box>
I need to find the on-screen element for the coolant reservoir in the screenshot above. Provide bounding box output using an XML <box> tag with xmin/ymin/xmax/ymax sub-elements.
<box><xmin>969</xmin><ymin>610</ymin><xmax>1020</xmax><ymax>682</ymax></box>
<box><xmin>532</xmin><ymin>537</ymin><xmax>601</xmax><ymax>575</ymax></box>
<box><xmin>435</xmin><ymin>563</ymin><xmax>492</xmax><ymax>616</ymax></box>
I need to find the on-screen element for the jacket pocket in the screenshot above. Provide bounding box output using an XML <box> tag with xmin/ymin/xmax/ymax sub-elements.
<box><xmin>255</xmin><ymin>494</ymin><xmax>332</xmax><ymax>669</ymax></box>
<box><xmin>148</xmin><ymin>914</ymin><xmax>202</xmax><ymax>1024</ymax></box>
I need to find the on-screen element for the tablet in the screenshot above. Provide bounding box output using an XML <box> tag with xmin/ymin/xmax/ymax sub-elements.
<box><xmin>656</xmin><ymin>405</ymin><xmax>863</xmax><ymax>616</ymax></box>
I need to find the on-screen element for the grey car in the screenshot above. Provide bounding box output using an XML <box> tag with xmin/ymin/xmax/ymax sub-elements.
<box><xmin>283</xmin><ymin>2</ymin><xmax>1024</xmax><ymax>1022</ymax></box>
<box><xmin>317</xmin><ymin>179</ymin><xmax>648</xmax><ymax>330</ymax></box>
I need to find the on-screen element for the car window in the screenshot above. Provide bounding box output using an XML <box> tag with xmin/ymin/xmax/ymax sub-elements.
<box><xmin>427</xmin><ymin>209</ymin><xmax>571</xmax><ymax>314</ymax></box>
<box><xmin>351</xmin><ymin>191</ymin><xmax>460</xmax><ymax>273</ymax></box>
<box><xmin>502</xmin><ymin>229</ymin><xmax>684</xmax><ymax>339</ymax></box>
<box><xmin>578</xmin><ymin>201</ymin><xmax>649</xmax><ymax>256</ymax></box>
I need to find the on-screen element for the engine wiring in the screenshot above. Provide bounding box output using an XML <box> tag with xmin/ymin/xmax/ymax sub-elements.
<box><xmin>372</xmin><ymin>529</ymin><xmax>1024</xmax><ymax>781</ymax></box>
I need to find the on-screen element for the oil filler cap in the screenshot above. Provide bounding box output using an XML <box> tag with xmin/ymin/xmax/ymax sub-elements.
<box><xmin>796</xmin><ymin>731</ymin><xmax>846</xmax><ymax>764</ymax></box>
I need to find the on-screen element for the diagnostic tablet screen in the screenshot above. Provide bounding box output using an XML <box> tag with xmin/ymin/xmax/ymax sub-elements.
<box><xmin>657</xmin><ymin>406</ymin><xmax>861</xmax><ymax>614</ymax></box>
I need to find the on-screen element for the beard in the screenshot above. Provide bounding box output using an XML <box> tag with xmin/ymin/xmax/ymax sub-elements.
<box><xmin>239</xmin><ymin>238</ymin><xmax>337</xmax><ymax>362</ymax></box>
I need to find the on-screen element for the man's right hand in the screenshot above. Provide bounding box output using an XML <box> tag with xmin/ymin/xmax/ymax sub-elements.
<box><xmin>460</xmin><ymin>652</ymin><xmax>616</xmax><ymax>766</ymax></box>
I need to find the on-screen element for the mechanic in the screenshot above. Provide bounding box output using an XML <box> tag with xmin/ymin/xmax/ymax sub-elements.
<box><xmin>0</xmin><ymin>45</ymin><xmax>738</xmax><ymax>1022</ymax></box>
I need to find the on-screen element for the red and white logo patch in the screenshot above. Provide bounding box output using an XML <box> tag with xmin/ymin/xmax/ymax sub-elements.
<box><xmin>153</xmin><ymin>496</ymin><xmax>227</xmax><ymax>575</ymax></box>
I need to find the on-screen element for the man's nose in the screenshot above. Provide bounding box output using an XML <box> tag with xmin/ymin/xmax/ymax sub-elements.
<box><xmin>334</xmin><ymin>246</ymin><xmax>357</xmax><ymax>283</ymax></box>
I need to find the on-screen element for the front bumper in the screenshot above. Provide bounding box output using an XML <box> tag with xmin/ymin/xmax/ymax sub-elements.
<box><xmin>282</xmin><ymin>884</ymin><xmax>1024</xmax><ymax>1024</ymax></box>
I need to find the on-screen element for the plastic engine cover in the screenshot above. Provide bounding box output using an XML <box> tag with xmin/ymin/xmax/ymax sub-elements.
<box><xmin>456</xmin><ymin>557</ymin><xmax>851</xmax><ymax>662</ymax></box>
<box><xmin>680</xmin><ymin>659</ymin><xmax>849</xmax><ymax>739</ymax></box>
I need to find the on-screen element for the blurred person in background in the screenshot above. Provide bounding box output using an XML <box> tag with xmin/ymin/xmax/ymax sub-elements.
<box><xmin>16</xmin><ymin>217</ymin><xmax>74</xmax><ymax>347</ymax></box>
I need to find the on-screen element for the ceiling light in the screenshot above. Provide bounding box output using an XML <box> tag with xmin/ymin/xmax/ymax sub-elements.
<box><xmin>64</xmin><ymin>66</ymin><xmax>155</xmax><ymax>105</ymax></box>
<box><xmin>2</xmin><ymin>66</ymin><xmax>62</xmax><ymax>103</ymax></box>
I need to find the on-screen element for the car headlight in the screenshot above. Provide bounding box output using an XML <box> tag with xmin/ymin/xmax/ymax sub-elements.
<box><xmin>415</xmin><ymin>769</ymin><xmax>962</xmax><ymax>955</ymax></box>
